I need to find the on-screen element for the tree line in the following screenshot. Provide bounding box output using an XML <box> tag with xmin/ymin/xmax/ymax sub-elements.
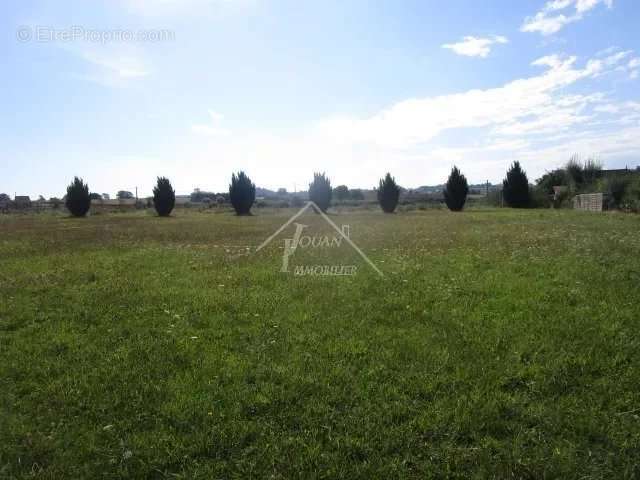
<box><xmin>63</xmin><ymin>163</ymin><xmax>533</xmax><ymax>217</ymax></box>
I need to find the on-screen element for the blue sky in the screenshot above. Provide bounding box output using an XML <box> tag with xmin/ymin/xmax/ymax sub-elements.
<box><xmin>1</xmin><ymin>0</ymin><xmax>639</xmax><ymax>197</ymax></box>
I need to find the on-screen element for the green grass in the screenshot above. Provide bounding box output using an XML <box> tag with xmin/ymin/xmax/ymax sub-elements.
<box><xmin>1</xmin><ymin>208</ymin><xmax>640</xmax><ymax>478</ymax></box>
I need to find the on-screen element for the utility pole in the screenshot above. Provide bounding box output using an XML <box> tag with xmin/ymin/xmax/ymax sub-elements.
<box><xmin>135</xmin><ymin>187</ymin><xmax>138</xmax><ymax>201</ymax></box>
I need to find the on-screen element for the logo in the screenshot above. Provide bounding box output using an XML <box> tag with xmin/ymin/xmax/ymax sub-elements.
<box><xmin>256</xmin><ymin>201</ymin><xmax>383</xmax><ymax>277</ymax></box>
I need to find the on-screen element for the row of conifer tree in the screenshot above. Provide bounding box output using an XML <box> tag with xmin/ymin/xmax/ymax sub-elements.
<box><xmin>64</xmin><ymin>162</ymin><xmax>530</xmax><ymax>217</ymax></box>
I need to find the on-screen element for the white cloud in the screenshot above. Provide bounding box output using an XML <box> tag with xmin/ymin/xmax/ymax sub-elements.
<box><xmin>602</xmin><ymin>50</ymin><xmax>632</xmax><ymax>65</ymax></box>
<box><xmin>492</xmin><ymin>109</ymin><xmax>593</xmax><ymax>136</ymax></box>
<box><xmin>67</xmin><ymin>45</ymin><xmax>149</xmax><ymax>87</ymax></box>
<box><xmin>596</xmin><ymin>46</ymin><xmax>619</xmax><ymax>56</ymax></box>
<box><xmin>594</xmin><ymin>101</ymin><xmax>640</xmax><ymax>115</ymax></box>
<box><xmin>442</xmin><ymin>35</ymin><xmax>508</xmax><ymax>58</ymax></box>
<box><xmin>312</xmin><ymin>52</ymin><xmax>626</xmax><ymax>149</ymax></box>
<box><xmin>597</xmin><ymin>52</ymin><xmax>640</xmax><ymax>80</ymax></box>
<box><xmin>531</xmin><ymin>54</ymin><xmax>565</xmax><ymax>69</ymax></box>
<box><xmin>192</xmin><ymin>110</ymin><xmax>231</xmax><ymax>136</ymax></box>
<box><xmin>173</xmin><ymin>49</ymin><xmax>637</xmax><ymax>189</ymax></box>
<box><xmin>594</xmin><ymin>104</ymin><xmax>620</xmax><ymax>114</ymax></box>
<box><xmin>521</xmin><ymin>0</ymin><xmax>613</xmax><ymax>35</ymax></box>
<box><xmin>628</xmin><ymin>57</ymin><xmax>640</xmax><ymax>78</ymax></box>
<box><xmin>81</xmin><ymin>50</ymin><xmax>148</xmax><ymax>79</ymax></box>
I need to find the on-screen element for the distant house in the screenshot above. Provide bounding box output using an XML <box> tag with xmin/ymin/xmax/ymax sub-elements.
<box><xmin>14</xmin><ymin>196</ymin><xmax>32</xmax><ymax>209</ymax></box>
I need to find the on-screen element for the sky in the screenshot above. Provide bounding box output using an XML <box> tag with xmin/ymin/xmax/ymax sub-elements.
<box><xmin>1</xmin><ymin>0</ymin><xmax>639</xmax><ymax>198</ymax></box>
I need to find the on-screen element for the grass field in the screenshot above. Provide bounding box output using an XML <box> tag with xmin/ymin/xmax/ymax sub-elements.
<box><xmin>1</xmin><ymin>208</ymin><xmax>640</xmax><ymax>478</ymax></box>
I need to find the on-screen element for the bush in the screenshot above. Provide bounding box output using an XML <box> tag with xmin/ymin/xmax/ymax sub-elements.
<box><xmin>309</xmin><ymin>172</ymin><xmax>332</xmax><ymax>213</ymax></box>
<box><xmin>229</xmin><ymin>171</ymin><xmax>256</xmax><ymax>215</ymax></box>
<box><xmin>153</xmin><ymin>177</ymin><xmax>176</xmax><ymax>216</ymax></box>
<box><xmin>536</xmin><ymin>169</ymin><xmax>568</xmax><ymax>195</ymax></box>
<box><xmin>65</xmin><ymin>177</ymin><xmax>91</xmax><ymax>217</ymax></box>
<box><xmin>333</xmin><ymin>185</ymin><xmax>350</xmax><ymax>201</ymax></box>
<box><xmin>377</xmin><ymin>173</ymin><xmax>400</xmax><ymax>213</ymax></box>
<box><xmin>565</xmin><ymin>155</ymin><xmax>602</xmax><ymax>191</ymax></box>
<box><xmin>443</xmin><ymin>166</ymin><xmax>469</xmax><ymax>212</ymax></box>
<box><xmin>291</xmin><ymin>196</ymin><xmax>304</xmax><ymax>208</ymax></box>
<box><xmin>565</xmin><ymin>156</ymin><xmax>584</xmax><ymax>189</ymax></box>
<box><xmin>583</xmin><ymin>157</ymin><xmax>603</xmax><ymax>185</ymax></box>
<box><xmin>622</xmin><ymin>177</ymin><xmax>640</xmax><ymax>212</ymax></box>
<box><xmin>502</xmin><ymin>161</ymin><xmax>530</xmax><ymax>208</ymax></box>
<box><xmin>606</xmin><ymin>176</ymin><xmax>629</xmax><ymax>209</ymax></box>
<box><xmin>530</xmin><ymin>186</ymin><xmax>551</xmax><ymax>208</ymax></box>
<box><xmin>117</xmin><ymin>190</ymin><xmax>134</xmax><ymax>200</ymax></box>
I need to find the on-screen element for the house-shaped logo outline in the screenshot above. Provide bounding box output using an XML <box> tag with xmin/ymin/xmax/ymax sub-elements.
<box><xmin>255</xmin><ymin>201</ymin><xmax>384</xmax><ymax>277</ymax></box>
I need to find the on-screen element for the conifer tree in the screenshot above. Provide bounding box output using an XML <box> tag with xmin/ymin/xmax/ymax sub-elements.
<box><xmin>229</xmin><ymin>171</ymin><xmax>256</xmax><ymax>215</ymax></box>
<box><xmin>502</xmin><ymin>161</ymin><xmax>530</xmax><ymax>208</ymax></box>
<box><xmin>153</xmin><ymin>176</ymin><xmax>176</xmax><ymax>216</ymax></box>
<box><xmin>377</xmin><ymin>173</ymin><xmax>400</xmax><ymax>213</ymax></box>
<box><xmin>65</xmin><ymin>177</ymin><xmax>91</xmax><ymax>217</ymax></box>
<box><xmin>443</xmin><ymin>166</ymin><xmax>469</xmax><ymax>212</ymax></box>
<box><xmin>309</xmin><ymin>172</ymin><xmax>332</xmax><ymax>213</ymax></box>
